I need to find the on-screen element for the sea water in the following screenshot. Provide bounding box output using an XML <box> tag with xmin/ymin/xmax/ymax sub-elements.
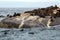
<box><xmin>0</xmin><ymin>8</ymin><xmax>34</xmax><ymax>16</ymax></box>
<box><xmin>0</xmin><ymin>27</ymin><xmax>60</xmax><ymax>40</ymax></box>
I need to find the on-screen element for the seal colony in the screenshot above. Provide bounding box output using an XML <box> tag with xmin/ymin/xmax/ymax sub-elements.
<box><xmin>0</xmin><ymin>5</ymin><xmax>60</xmax><ymax>28</ymax></box>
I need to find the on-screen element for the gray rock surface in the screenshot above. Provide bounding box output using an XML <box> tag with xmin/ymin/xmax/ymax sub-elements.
<box><xmin>1</xmin><ymin>13</ymin><xmax>60</xmax><ymax>28</ymax></box>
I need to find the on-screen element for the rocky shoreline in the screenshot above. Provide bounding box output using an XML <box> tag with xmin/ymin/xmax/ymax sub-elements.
<box><xmin>0</xmin><ymin>5</ymin><xmax>60</xmax><ymax>28</ymax></box>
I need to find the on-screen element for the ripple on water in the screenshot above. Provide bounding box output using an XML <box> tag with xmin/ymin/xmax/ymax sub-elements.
<box><xmin>0</xmin><ymin>28</ymin><xmax>60</xmax><ymax>40</ymax></box>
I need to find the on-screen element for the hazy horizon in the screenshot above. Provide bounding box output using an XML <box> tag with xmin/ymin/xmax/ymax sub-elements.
<box><xmin>0</xmin><ymin>0</ymin><xmax>60</xmax><ymax>8</ymax></box>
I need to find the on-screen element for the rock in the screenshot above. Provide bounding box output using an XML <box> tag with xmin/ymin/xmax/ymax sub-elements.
<box><xmin>49</xmin><ymin>17</ymin><xmax>60</xmax><ymax>26</ymax></box>
<box><xmin>0</xmin><ymin>22</ymin><xmax>8</xmax><ymax>28</ymax></box>
<box><xmin>28</xmin><ymin>32</ymin><xmax>34</xmax><ymax>34</ymax></box>
<box><xmin>7</xmin><ymin>14</ymin><xmax>10</xmax><ymax>17</ymax></box>
<box><xmin>13</xmin><ymin>12</ymin><xmax>21</xmax><ymax>17</ymax></box>
<box><xmin>1</xmin><ymin>30</ymin><xmax>10</xmax><ymax>35</ymax></box>
<box><xmin>0</xmin><ymin>15</ymin><xmax>5</xmax><ymax>17</ymax></box>
<box><xmin>0</xmin><ymin>15</ymin><xmax>49</xmax><ymax>28</ymax></box>
<box><xmin>1</xmin><ymin>5</ymin><xmax>60</xmax><ymax>28</ymax></box>
<box><xmin>1</xmin><ymin>13</ymin><xmax>60</xmax><ymax>28</ymax></box>
<box><xmin>20</xmin><ymin>29</ymin><xmax>24</xmax><ymax>31</ymax></box>
<box><xmin>4</xmin><ymin>32</ymin><xmax>8</xmax><ymax>35</ymax></box>
<box><xmin>1</xmin><ymin>30</ymin><xmax>10</xmax><ymax>32</ymax></box>
<box><xmin>18</xmin><ymin>15</ymin><xmax>48</xmax><ymax>28</ymax></box>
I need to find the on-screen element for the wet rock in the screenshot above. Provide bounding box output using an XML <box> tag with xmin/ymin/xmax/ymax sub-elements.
<box><xmin>28</xmin><ymin>32</ymin><xmax>34</xmax><ymax>34</ymax></box>
<box><xmin>0</xmin><ymin>15</ymin><xmax>5</xmax><ymax>17</ymax></box>
<box><xmin>0</xmin><ymin>30</ymin><xmax>10</xmax><ymax>35</ymax></box>
<box><xmin>4</xmin><ymin>32</ymin><xmax>8</xmax><ymax>35</ymax></box>
<box><xmin>0</xmin><ymin>22</ymin><xmax>8</xmax><ymax>28</ymax></box>
<box><xmin>13</xmin><ymin>12</ymin><xmax>21</xmax><ymax>17</ymax></box>
<box><xmin>9</xmin><ymin>15</ymin><xmax>13</xmax><ymax>18</ymax></box>
<box><xmin>1</xmin><ymin>30</ymin><xmax>10</xmax><ymax>32</ymax></box>
<box><xmin>20</xmin><ymin>29</ymin><xmax>24</xmax><ymax>31</ymax></box>
<box><xmin>7</xmin><ymin>14</ymin><xmax>10</xmax><ymax>17</ymax></box>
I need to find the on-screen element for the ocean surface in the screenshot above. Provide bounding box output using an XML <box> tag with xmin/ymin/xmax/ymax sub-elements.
<box><xmin>0</xmin><ymin>8</ymin><xmax>35</xmax><ymax>21</ymax></box>
<box><xmin>0</xmin><ymin>8</ymin><xmax>60</xmax><ymax>40</ymax></box>
<box><xmin>0</xmin><ymin>8</ymin><xmax>35</xmax><ymax>16</ymax></box>
<box><xmin>0</xmin><ymin>27</ymin><xmax>60</xmax><ymax>40</ymax></box>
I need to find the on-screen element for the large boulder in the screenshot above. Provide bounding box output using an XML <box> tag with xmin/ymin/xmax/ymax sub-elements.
<box><xmin>1</xmin><ymin>13</ymin><xmax>60</xmax><ymax>28</ymax></box>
